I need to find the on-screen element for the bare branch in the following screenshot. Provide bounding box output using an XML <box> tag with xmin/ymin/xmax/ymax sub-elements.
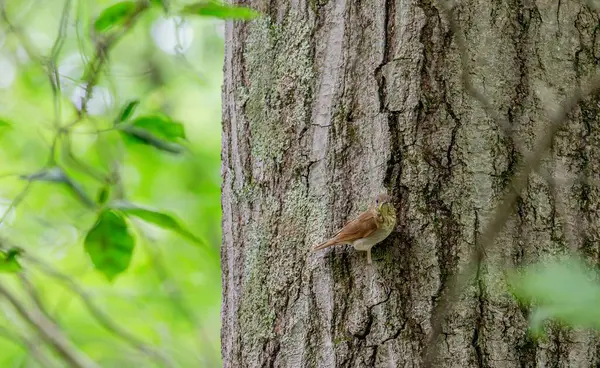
<box><xmin>47</xmin><ymin>0</ymin><xmax>72</xmax><ymax>132</ymax></box>
<box><xmin>0</xmin><ymin>0</ymin><xmax>42</xmax><ymax>63</ymax></box>
<box><xmin>437</xmin><ymin>0</ymin><xmax>592</xmax><ymax>196</ymax></box>
<box><xmin>19</xmin><ymin>273</ymin><xmax>55</xmax><ymax>320</ymax></box>
<box><xmin>422</xmin><ymin>2</ymin><xmax>600</xmax><ymax>366</ymax></box>
<box><xmin>0</xmin><ymin>326</ymin><xmax>59</xmax><ymax>368</ymax></box>
<box><xmin>0</xmin><ymin>181</ymin><xmax>32</xmax><ymax>227</ymax></box>
<box><xmin>423</xmin><ymin>79</ymin><xmax>600</xmax><ymax>368</ymax></box>
<box><xmin>69</xmin><ymin>0</ymin><xmax>150</xmax><ymax>126</ymax></box>
<box><xmin>23</xmin><ymin>253</ymin><xmax>176</xmax><ymax>368</ymax></box>
<box><xmin>0</xmin><ymin>282</ymin><xmax>99</xmax><ymax>368</ymax></box>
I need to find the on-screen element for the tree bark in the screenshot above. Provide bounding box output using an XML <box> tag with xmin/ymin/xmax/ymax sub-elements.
<box><xmin>221</xmin><ymin>1</ymin><xmax>600</xmax><ymax>367</ymax></box>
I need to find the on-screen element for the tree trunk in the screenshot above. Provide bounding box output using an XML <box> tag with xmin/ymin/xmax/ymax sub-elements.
<box><xmin>221</xmin><ymin>1</ymin><xmax>600</xmax><ymax>367</ymax></box>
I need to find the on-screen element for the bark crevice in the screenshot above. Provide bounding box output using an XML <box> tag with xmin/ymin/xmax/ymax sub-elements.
<box><xmin>222</xmin><ymin>1</ymin><xmax>600</xmax><ymax>366</ymax></box>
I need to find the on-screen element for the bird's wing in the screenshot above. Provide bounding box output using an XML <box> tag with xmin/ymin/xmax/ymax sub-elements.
<box><xmin>312</xmin><ymin>209</ymin><xmax>379</xmax><ymax>250</ymax></box>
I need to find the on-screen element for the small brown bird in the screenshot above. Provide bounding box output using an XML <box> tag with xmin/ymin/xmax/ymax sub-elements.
<box><xmin>312</xmin><ymin>193</ymin><xmax>396</xmax><ymax>264</ymax></box>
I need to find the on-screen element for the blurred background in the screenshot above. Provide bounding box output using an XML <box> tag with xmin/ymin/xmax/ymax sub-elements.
<box><xmin>2</xmin><ymin>1</ymin><xmax>600</xmax><ymax>366</ymax></box>
<box><xmin>0</xmin><ymin>0</ymin><xmax>224</xmax><ymax>366</ymax></box>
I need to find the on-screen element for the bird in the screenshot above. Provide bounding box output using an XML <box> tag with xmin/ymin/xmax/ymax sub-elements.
<box><xmin>312</xmin><ymin>193</ymin><xmax>396</xmax><ymax>264</ymax></box>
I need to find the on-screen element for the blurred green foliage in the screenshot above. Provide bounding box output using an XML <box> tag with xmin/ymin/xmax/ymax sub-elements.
<box><xmin>5</xmin><ymin>0</ymin><xmax>600</xmax><ymax>363</ymax></box>
<box><xmin>3</xmin><ymin>0</ymin><xmax>599</xmax><ymax>363</ymax></box>
<box><xmin>0</xmin><ymin>0</ymin><xmax>258</xmax><ymax>366</ymax></box>
<box><xmin>509</xmin><ymin>254</ymin><xmax>600</xmax><ymax>339</ymax></box>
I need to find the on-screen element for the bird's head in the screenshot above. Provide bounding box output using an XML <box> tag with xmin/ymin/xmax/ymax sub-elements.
<box><xmin>375</xmin><ymin>193</ymin><xmax>393</xmax><ymax>211</ymax></box>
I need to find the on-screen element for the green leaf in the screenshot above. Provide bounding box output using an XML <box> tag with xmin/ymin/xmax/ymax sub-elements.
<box><xmin>119</xmin><ymin>115</ymin><xmax>186</xmax><ymax>154</ymax></box>
<box><xmin>129</xmin><ymin>115</ymin><xmax>186</xmax><ymax>142</ymax></box>
<box><xmin>0</xmin><ymin>248</ymin><xmax>23</xmax><ymax>274</ymax></box>
<box><xmin>121</xmin><ymin>128</ymin><xmax>185</xmax><ymax>154</ymax></box>
<box><xmin>182</xmin><ymin>2</ymin><xmax>260</xmax><ymax>20</ymax></box>
<box><xmin>116</xmin><ymin>100</ymin><xmax>140</xmax><ymax>122</ymax></box>
<box><xmin>109</xmin><ymin>200</ymin><xmax>205</xmax><ymax>246</ymax></box>
<box><xmin>23</xmin><ymin>167</ymin><xmax>96</xmax><ymax>208</ymax></box>
<box><xmin>84</xmin><ymin>209</ymin><xmax>135</xmax><ymax>281</ymax></box>
<box><xmin>94</xmin><ymin>1</ymin><xmax>138</xmax><ymax>33</ymax></box>
<box><xmin>508</xmin><ymin>255</ymin><xmax>600</xmax><ymax>334</ymax></box>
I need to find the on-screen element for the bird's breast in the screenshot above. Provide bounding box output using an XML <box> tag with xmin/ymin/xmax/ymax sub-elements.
<box><xmin>351</xmin><ymin>227</ymin><xmax>394</xmax><ymax>251</ymax></box>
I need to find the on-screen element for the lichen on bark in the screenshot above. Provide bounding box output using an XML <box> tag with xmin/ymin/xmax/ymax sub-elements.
<box><xmin>222</xmin><ymin>1</ymin><xmax>600</xmax><ymax>367</ymax></box>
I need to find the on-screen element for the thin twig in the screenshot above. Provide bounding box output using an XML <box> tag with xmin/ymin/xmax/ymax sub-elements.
<box><xmin>173</xmin><ymin>17</ymin><xmax>206</xmax><ymax>84</ymax></box>
<box><xmin>422</xmin><ymin>3</ymin><xmax>600</xmax><ymax>366</ymax></box>
<box><xmin>68</xmin><ymin>0</ymin><xmax>149</xmax><ymax>127</ymax></box>
<box><xmin>19</xmin><ymin>273</ymin><xmax>55</xmax><ymax>320</ymax></box>
<box><xmin>0</xmin><ymin>283</ymin><xmax>99</xmax><ymax>368</ymax></box>
<box><xmin>422</xmin><ymin>78</ymin><xmax>600</xmax><ymax>368</ymax></box>
<box><xmin>0</xmin><ymin>326</ymin><xmax>59</xmax><ymax>368</ymax></box>
<box><xmin>446</xmin><ymin>0</ymin><xmax>600</xmax><ymax>253</ymax></box>
<box><xmin>0</xmin><ymin>0</ymin><xmax>149</xmax><ymax>211</ymax></box>
<box><xmin>45</xmin><ymin>0</ymin><xmax>73</xmax><ymax>164</ymax></box>
<box><xmin>0</xmin><ymin>182</ymin><xmax>32</xmax><ymax>227</ymax></box>
<box><xmin>23</xmin><ymin>253</ymin><xmax>176</xmax><ymax>368</ymax></box>
<box><xmin>439</xmin><ymin>0</ymin><xmax>560</xmax><ymax>185</ymax></box>
<box><xmin>0</xmin><ymin>0</ymin><xmax>42</xmax><ymax>63</ymax></box>
<box><xmin>47</xmin><ymin>0</ymin><xmax>72</xmax><ymax>131</ymax></box>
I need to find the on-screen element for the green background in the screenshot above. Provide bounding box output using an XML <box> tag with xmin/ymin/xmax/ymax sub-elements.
<box><xmin>0</xmin><ymin>1</ymin><xmax>224</xmax><ymax>366</ymax></box>
<box><xmin>3</xmin><ymin>1</ymin><xmax>599</xmax><ymax>366</ymax></box>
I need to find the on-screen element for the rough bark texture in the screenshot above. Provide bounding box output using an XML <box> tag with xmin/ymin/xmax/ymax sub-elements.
<box><xmin>221</xmin><ymin>1</ymin><xmax>600</xmax><ymax>367</ymax></box>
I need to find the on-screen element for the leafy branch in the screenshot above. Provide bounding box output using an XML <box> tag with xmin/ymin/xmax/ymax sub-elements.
<box><xmin>0</xmin><ymin>0</ymin><xmax>261</xmax><ymax>366</ymax></box>
<box><xmin>0</xmin><ymin>0</ymin><xmax>248</xmax><ymax>280</ymax></box>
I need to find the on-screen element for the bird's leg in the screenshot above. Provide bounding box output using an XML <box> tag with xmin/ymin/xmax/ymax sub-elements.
<box><xmin>367</xmin><ymin>249</ymin><xmax>372</xmax><ymax>264</ymax></box>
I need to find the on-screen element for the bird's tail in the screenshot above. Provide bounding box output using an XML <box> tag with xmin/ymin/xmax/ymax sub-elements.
<box><xmin>311</xmin><ymin>238</ymin><xmax>339</xmax><ymax>251</ymax></box>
